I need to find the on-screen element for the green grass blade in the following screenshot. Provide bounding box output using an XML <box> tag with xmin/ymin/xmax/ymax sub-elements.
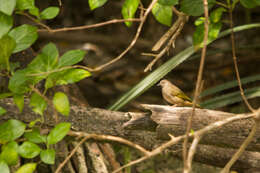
<box><xmin>109</xmin><ymin>46</ymin><xmax>195</xmax><ymax>110</ymax></box>
<box><xmin>201</xmin><ymin>87</ymin><xmax>260</xmax><ymax>109</ymax></box>
<box><xmin>108</xmin><ymin>23</ymin><xmax>260</xmax><ymax>111</ymax></box>
<box><xmin>201</xmin><ymin>74</ymin><xmax>260</xmax><ymax>97</ymax></box>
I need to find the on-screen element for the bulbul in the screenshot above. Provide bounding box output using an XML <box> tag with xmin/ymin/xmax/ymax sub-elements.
<box><xmin>158</xmin><ymin>79</ymin><xmax>200</xmax><ymax>107</ymax></box>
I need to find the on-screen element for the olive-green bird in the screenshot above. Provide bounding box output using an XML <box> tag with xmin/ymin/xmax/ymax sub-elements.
<box><xmin>158</xmin><ymin>79</ymin><xmax>200</xmax><ymax>107</ymax></box>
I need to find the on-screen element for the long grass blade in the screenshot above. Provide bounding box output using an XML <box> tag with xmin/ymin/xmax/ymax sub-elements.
<box><xmin>108</xmin><ymin>23</ymin><xmax>260</xmax><ymax>111</ymax></box>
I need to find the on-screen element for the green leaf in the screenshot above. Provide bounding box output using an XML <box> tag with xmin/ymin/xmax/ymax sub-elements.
<box><xmin>201</xmin><ymin>87</ymin><xmax>260</xmax><ymax>109</ymax></box>
<box><xmin>16</xmin><ymin>0</ymin><xmax>35</xmax><ymax>10</ymax></box>
<box><xmin>180</xmin><ymin>0</ymin><xmax>216</xmax><ymax>16</ymax></box>
<box><xmin>0</xmin><ymin>0</ymin><xmax>16</xmax><ymax>15</ymax></box>
<box><xmin>0</xmin><ymin>107</ymin><xmax>6</xmax><ymax>116</ymax></box>
<box><xmin>240</xmin><ymin>0</ymin><xmax>258</xmax><ymax>8</ymax></box>
<box><xmin>40</xmin><ymin>149</ymin><xmax>55</xmax><ymax>164</ymax></box>
<box><xmin>58</xmin><ymin>49</ymin><xmax>85</xmax><ymax>67</ymax></box>
<box><xmin>26</xmin><ymin>43</ymin><xmax>59</xmax><ymax>74</ymax></box>
<box><xmin>29</xmin><ymin>92</ymin><xmax>47</xmax><ymax>115</ymax></box>
<box><xmin>29</xmin><ymin>7</ymin><xmax>40</xmax><ymax>18</ymax></box>
<box><xmin>210</xmin><ymin>7</ymin><xmax>226</xmax><ymax>23</ymax></box>
<box><xmin>0</xmin><ymin>160</ymin><xmax>9</xmax><ymax>173</ymax></box>
<box><xmin>53</xmin><ymin>92</ymin><xmax>70</xmax><ymax>116</ymax></box>
<box><xmin>8</xmin><ymin>24</ymin><xmax>38</xmax><ymax>53</ymax></box>
<box><xmin>24</xmin><ymin>128</ymin><xmax>46</xmax><ymax>144</ymax></box>
<box><xmin>201</xmin><ymin>74</ymin><xmax>260</xmax><ymax>97</ymax></box>
<box><xmin>27</xmin><ymin>54</ymin><xmax>48</xmax><ymax>74</ymax></box>
<box><xmin>28</xmin><ymin>118</ymin><xmax>41</xmax><ymax>128</ymax></box>
<box><xmin>121</xmin><ymin>0</ymin><xmax>139</xmax><ymax>27</ymax></box>
<box><xmin>0</xmin><ymin>12</ymin><xmax>13</xmax><ymax>39</ymax></box>
<box><xmin>16</xmin><ymin>163</ymin><xmax>37</xmax><ymax>173</ymax></box>
<box><xmin>193</xmin><ymin>22</ymin><xmax>222</xmax><ymax>48</ymax></box>
<box><xmin>47</xmin><ymin>122</ymin><xmax>71</xmax><ymax>146</ymax></box>
<box><xmin>152</xmin><ymin>2</ymin><xmax>172</xmax><ymax>26</ymax></box>
<box><xmin>40</xmin><ymin>7</ymin><xmax>59</xmax><ymax>20</ymax></box>
<box><xmin>45</xmin><ymin>69</ymin><xmax>91</xmax><ymax>89</ymax></box>
<box><xmin>109</xmin><ymin>46</ymin><xmax>195</xmax><ymax>111</ymax></box>
<box><xmin>8</xmin><ymin>70</ymin><xmax>31</xmax><ymax>94</ymax></box>
<box><xmin>194</xmin><ymin>17</ymin><xmax>205</xmax><ymax>26</ymax></box>
<box><xmin>158</xmin><ymin>0</ymin><xmax>178</xmax><ymax>6</ymax></box>
<box><xmin>18</xmin><ymin>141</ymin><xmax>41</xmax><ymax>159</ymax></box>
<box><xmin>13</xmin><ymin>94</ymin><xmax>24</xmax><ymax>112</ymax></box>
<box><xmin>0</xmin><ymin>35</ymin><xmax>16</xmax><ymax>71</ymax></box>
<box><xmin>0</xmin><ymin>119</ymin><xmax>26</xmax><ymax>144</ymax></box>
<box><xmin>40</xmin><ymin>42</ymin><xmax>59</xmax><ymax>70</ymax></box>
<box><xmin>88</xmin><ymin>0</ymin><xmax>107</xmax><ymax>10</ymax></box>
<box><xmin>108</xmin><ymin>23</ymin><xmax>260</xmax><ymax>111</ymax></box>
<box><xmin>0</xmin><ymin>141</ymin><xmax>19</xmax><ymax>165</ymax></box>
<box><xmin>56</xmin><ymin>69</ymin><xmax>91</xmax><ymax>85</ymax></box>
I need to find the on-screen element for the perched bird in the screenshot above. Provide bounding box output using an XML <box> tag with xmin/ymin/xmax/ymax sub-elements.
<box><xmin>158</xmin><ymin>79</ymin><xmax>200</xmax><ymax>107</ymax></box>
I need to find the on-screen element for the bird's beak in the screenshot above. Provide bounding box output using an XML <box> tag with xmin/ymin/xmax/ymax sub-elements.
<box><xmin>157</xmin><ymin>83</ymin><xmax>161</xmax><ymax>86</ymax></box>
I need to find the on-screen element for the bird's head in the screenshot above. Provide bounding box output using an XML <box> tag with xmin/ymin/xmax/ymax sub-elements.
<box><xmin>157</xmin><ymin>79</ymin><xmax>169</xmax><ymax>87</ymax></box>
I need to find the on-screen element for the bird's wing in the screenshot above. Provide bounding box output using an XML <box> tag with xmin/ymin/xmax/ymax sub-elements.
<box><xmin>176</xmin><ymin>92</ymin><xmax>192</xmax><ymax>102</ymax></box>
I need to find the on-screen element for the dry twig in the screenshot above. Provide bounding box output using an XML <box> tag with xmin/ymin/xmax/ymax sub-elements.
<box><xmin>219</xmin><ymin>2</ymin><xmax>257</xmax><ymax>172</ymax></box>
<box><xmin>55</xmin><ymin>132</ymin><xmax>150</xmax><ymax>173</ymax></box>
<box><xmin>144</xmin><ymin>7</ymin><xmax>188</xmax><ymax>72</ymax></box>
<box><xmin>183</xmin><ymin>0</ymin><xmax>209</xmax><ymax>172</ymax></box>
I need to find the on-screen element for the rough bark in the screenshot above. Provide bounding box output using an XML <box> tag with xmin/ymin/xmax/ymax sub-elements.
<box><xmin>0</xmin><ymin>99</ymin><xmax>259</xmax><ymax>171</ymax></box>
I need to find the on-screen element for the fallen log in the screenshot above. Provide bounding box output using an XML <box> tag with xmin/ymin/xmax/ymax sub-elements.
<box><xmin>0</xmin><ymin>99</ymin><xmax>259</xmax><ymax>171</ymax></box>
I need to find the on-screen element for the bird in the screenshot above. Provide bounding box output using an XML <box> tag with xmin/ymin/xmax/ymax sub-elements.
<box><xmin>158</xmin><ymin>79</ymin><xmax>200</xmax><ymax>107</ymax></box>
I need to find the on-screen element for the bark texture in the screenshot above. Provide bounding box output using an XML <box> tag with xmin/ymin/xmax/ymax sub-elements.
<box><xmin>0</xmin><ymin>99</ymin><xmax>259</xmax><ymax>171</ymax></box>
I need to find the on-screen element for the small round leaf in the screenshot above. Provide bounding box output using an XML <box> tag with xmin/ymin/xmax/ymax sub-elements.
<box><xmin>16</xmin><ymin>163</ymin><xmax>37</xmax><ymax>173</ymax></box>
<box><xmin>18</xmin><ymin>141</ymin><xmax>41</xmax><ymax>159</ymax></box>
<box><xmin>40</xmin><ymin>149</ymin><xmax>55</xmax><ymax>164</ymax></box>
<box><xmin>40</xmin><ymin>7</ymin><xmax>59</xmax><ymax>20</ymax></box>
<box><xmin>53</xmin><ymin>92</ymin><xmax>70</xmax><ymax>116</ymax></box>
<box><xmin>47</xmin><ymin>122</ymin><xmax>71</xmax><ymax>146</ymax></box>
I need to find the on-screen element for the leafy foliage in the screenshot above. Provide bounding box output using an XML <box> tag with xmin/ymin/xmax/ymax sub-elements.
<box><xmin>180</xmin><ymin>0</ymin><xmax>216</xmax><ymax>16</ymax></box>
<box><xmin>0</xmin><ymin>12</ymin><xmax>13</xmax><ymax>39</ymax></box>
<box><xmin>8</xmin><ymin>24</ymin><xmax>38</xmax><ymax>53</ymax></box>
<box><xmin>53</xmin><ymin>92</ymin><xmax>70</xmax><ymax>116</ymax></box>
<box><xmin>89</xmin><ymin>0</ymin><xmax>107</xmax><ymax>10</ymax></box>
<box><xmin>121</xmin><ymin>0</ymin><xmax>139</xmax><ymax>27</ymax></box>
<box><xmin>47</xmin><ymin>122</ymin><xmax>71</xmax><ymax>146</ymax></box>
<box><xmin>152</xmin><ymin>2</ymin><xmax>172</xmax><ymax>26</ymax></box>
<box><xmin>193</xmin><ymin>8</ymin><xmax>225</xmax><ymax>48</ymax></box>
<box><xmin>0</xmin><ymin>0</ymin><xmax>260</xmax><ymax>171</ymax></box>
<box><xmin>0</xmin><ymin>120</ymin><xmax>26</xmax><ymax>144</ymax></box>
<box><xmin>40</xmin><ymin>7</ymin><xmax>59</xmax><ymax>20</ymax></box>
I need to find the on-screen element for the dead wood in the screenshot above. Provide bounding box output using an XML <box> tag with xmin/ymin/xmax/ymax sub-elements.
<box><xmin>0</xmin><ymin>99</ymin><xmax>259</xmax><ymax>170</ymax></box>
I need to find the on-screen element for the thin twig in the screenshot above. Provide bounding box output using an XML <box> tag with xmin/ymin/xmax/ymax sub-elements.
<box><xmin>227</xmin><ymin>1</ymin><xmax>255</xmax><ymax>112</ymax></box>
<box><xmin>185</xmin><ymin>136</ymin><xmax>201</xmax><ymax>173</ymax></box>
<box><xmin>20</xmin><ymin>12</ymin><xmax>52</xmax><ymax>31</ymax></box>
<box><xmin>55</xmin><ymin>132</ymin><xmax>151</xmax><ymax>173</ymax></box>
<box><xmin>151</xmin><ymin>15</ymin><xmax>183</xmax><ymax>51</ymax></box>
<box><xmin>144</xmin><ymin>13</ymin><xmax>187</xmax><ymax>72</ymax></box>
<box><xmin>38</xmin><ymin>18</ymin><xmax>141</xmax><ymax>33</ymax></box>
<box><xmin>219</xmin><ymin>3</ymin><xmax>257</xmax><ymax>172</ymax></box>
<box><xmin>220</xmin><ymin>120</ymin><xmax>259</xmax><ymax>173</ymax></box>
<box><xmin>183</xmin><ymin>0</ymin><xmax>209</xmax><ymax>171</ymax></box>
<box><xmin>55</xmin><ymin>135</ymin><xmax>89</xmax><ymax>173</ymax></box>
<box><xmin>92</xmin><ymin>0</ymin><xmax>158</xmax><ymax>72</ymax></box>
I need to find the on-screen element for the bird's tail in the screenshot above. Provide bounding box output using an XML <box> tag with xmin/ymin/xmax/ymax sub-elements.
<box><xmin>184</xmin><ymin>101</ymin><xmax>201</xmax><ymax>108</ymax></box>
